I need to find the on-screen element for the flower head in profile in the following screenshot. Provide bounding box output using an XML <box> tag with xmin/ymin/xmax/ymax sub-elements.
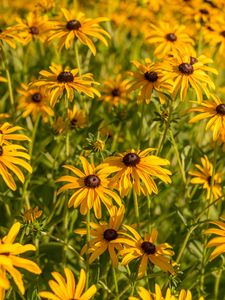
<box><xmin>129</xmin><ymin>284</ymin><xmax>175</xmax><ymax>300</ymax></box>
<box><xmin>17</xmin><ymin>84</ymin><xmax>54</xmax><ymax>122</ymax></box>
<box><xmin>163</xmin><ymin>52</ymin><xmax>217</xmax><ymax>102</ymax></box>
<box><xmin>68</xmin><ymin>105</ymin><xmax>87</xmax><ymax>129</ymax></box>
<box><xmin>189</xmin><ymin>95</ymin><xmax>225</xmax><ymax>140</ymax></box>
<box><xmin>39</xmin><ymin>268</ymin><xmax>96</xmax><ymax>300</ymax></box>
<box><xmin>34</xmin><ymin>63</ymin><xmax>100</xmax><ymax>107</ymax></box>
<box><xmin>56</xmin><ymin>156</ymin><xmax>121</xmax><ymax>219</ymax></box>
<box><xmin>75</xmin><ymin>205</ymin><xmax>125</xmax><ymax>266</ymax></box>
<box><xmin>98</xmin><ymin>148</ymin><xmax>172</xmax><ymax>197</ymax></box>
<box><xmin>204</xmin><ymin>217</ymin><xmax>225</xmax><ymax>261</ymax></box>
<box><xmin>48</xmin><ymin>8</ymin><xmax>110</xmax><ymax>55</ymax></box>
<box><xmin>145</xmin><ymin>22</ymin><xmax>194</xmax><ymax>58</ymax></box>
<box><xmin>23</xmin><ymin>207</ymin><xmax>43</xmax><ymax>224</ymax></box>
<box><xmin>189</xmin><ymin>155</ymin><xmax>222</xmax><ymax>201</ymax></box>
<box><xmin>115</xmin><ymin>226</ymin><xmax>174</xmax><ymax>277</ymax></box>
<box><xmin>0</xmin><ymin>143</ymin><xmax>32</xmax><ymax>191</ymax></box>
<box><xmin>0</xmin><ymin>222</ymin><xmax>41</xmax><ymax>295</ymax></box>
<box><xmin>127</xmin><ymin>58</ymin><xmax>172</xmax><ymax>104</ymax></box>
<box><xmin>0</xmin><ymin>123</ymin><xmax>30</xmax><ymax>145</ymax></box>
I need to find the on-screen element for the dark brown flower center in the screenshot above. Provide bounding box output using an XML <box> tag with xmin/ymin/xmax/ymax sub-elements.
<box><xmin>144</xmin><ymin>71</ymin><xmax>158</xmax><ymax>82</ymax></box>
<box><xmin>84</xmin><ymin>175</ymin><xmax>101</xmax><ymax>188</ymax></box>
<box><xmin>190</xmin><ymin>57</ymin><xmax>198</xmax><ymax>65</ymax></box>
<box><xmin>141</xmin><ymin>241</ymin><xmax>156</xmax><ymax>255</ymax></box>
<box><xmin>0</xmin><ymin>146</ymin><xmax>3</xmax><ymax>156</ymax></box>
<box><xmin>57</xmin><ymin>71</ymin><xmax>74</xmax><ymax>83</ymax></box>
<box><xmin>207</xmin><ymin>26</ymin><xmax>214</xmax><ymax>31</ymax></box>
<box><xmin>112</xmin><ymin>88</ymin><xmax>121</xmax><ymax>97</ymax></box>
<box><xmin>204</xmin><ymin>0</ymin><xmax>217</xmax><ymax>8</ymax></box>
<box><xmin>207</xmin><ymin>176</ymin><xmax>212</xmax><ymax>184</ymax></box>
<box><xmin>165</xmin><ymin>33</ymin><xmax>177</xmax><ymax>42</ymax></box>
<box><xmin>29</xmin><ymin>26</ymin><xmax>39</xmax><ymax>35</ymax></box>
<box><xmin>103</xmin><ymin>229</ymin><xmax>118</xmax><ymax>241</ymax></box>
<box><xmin>70</xmin><ymin>118</ymin><xmax>78</xmax><ymax>126</ymax></box>
<box><xmin>66</xmin><ymin>19</ymin><xmax>81</xmax><ymax>31</ymax></box>
<box><xmin>199</xmin><ymin>8</ymin><xmax>209</xmax><ymax>14</ymax></box>
<box><xmin>32</xmin><ymin>92</ymin><xmax>42</xmax><ymax>103</ymax></box>
<box><xmin>122</xmin><ymin>153</ymin><xmax>140</xmax><ymax>167</ymax></box>
<box><xmin>220</xmin><ymin>31</ymin><xmax>225</xmax><ymax>38</ymax></box>
<box><xmin>216</xmin><ymin>104</ymin><xmax>225</xmax><ymax>115</ymax></box>
<box><xmin>0</xmin><ymin>29</ymin><xmax>3</xmax><ymax>34</ymax></box>
<box><xmin>178</xmin><ymin>63</ymin><xmax>194</xmax><ymax>75</ymax></box>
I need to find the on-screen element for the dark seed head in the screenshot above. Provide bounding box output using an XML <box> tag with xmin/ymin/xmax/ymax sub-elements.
<box><xmin>84</xmin><ymin>175</ymin><xmax>101</xmax><ymax>188</ymax></box>
<box><xmin>29</xmin><ymin>26</ymin><xmax>39</xmax><ymax>35</ymax></box>
<box><xmin>70</xmin><ymin>118</ymin><xmax>78</xmax><ymax>127</ymax></box>
<box><xmin>0</xmin><ymin>29</ymin><xmax>3</xmax><ymax>34</ymax></box>
<box><xmin>57</xmin><ymin>71</ymin><xmax>74</xmax><ymax>83</ymax></box>
<box><xmin>165</xmin><ymin>33</ymin><xmax>177</xmax><ymax>42</ymax></box>
<box><xmin>66</xmin><ymin>19</ymin><xmax>81</xmax><ymax>31</ymax></box>
<box><xmin>178</xmin><ymin>63</ymin><xmax>194</xmax><ymax>75</ymax></box>
<box><xmin>144</xmin><ymin>71</ymin><xmax>158</xmax><ymax>82</ymax></box>
<box><xmin>220</xmin><ymin>31</ymin><xmax>225</xmax><ymax>38</ymax></box>
<box><xmin>141</xmin><ymin>241</ymin><xmax>156</xmax><ymax>255</ymax></box>
<box><xmin>204</xmin><ymin>0</ymin><xmax>217</xmax><ymax>8</ymax></box>
<box><xmin>0</xmin><ymin>146</ymin><xmax>3</xmax><ymax>156</ymax></box>
<box><xmin>122</xmin><ymin>153</ymin><xmax>140</xmax><ymax>167</ymax></box>
<box><xmin>207</xmin><ymin>26</ymin><xmax>214</xmax><ymax>32</ymax></box>
<box><xmin>32</xmin><ymin>92</ymin><xmax>42</xmax><ymax>103</ymax></box>
<box><xmin>216</xmin><ymin>104</ymin><xmax>225</xmax><ymax>115</ymax></box>
<box><xmin>199</xmin><ymin>8</ymin><xmax>209</xmax><ymax>14</ymax></box>
<box><xmin>103</xmin><ymin>229</ymin><xmax>118</xmax><ymax>241</ymax></box>
<box><xmin>190</xmin><ymin>57</ymin><xmax>198</xmax><ymax>65</ymax></box>
<box><xmin>111</xmin><ymin>88</ymin><xmax>121</xmax><ymax>97</ymax></box>
<box><xmin>207</xmin><ymin>176</ymin><xmax>212</xmax><ymax>184</ymax></box>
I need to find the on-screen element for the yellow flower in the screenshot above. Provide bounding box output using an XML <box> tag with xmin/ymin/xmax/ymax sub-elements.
<box><xmin>0</xmin><ymin>26</ymin><xmax>20</xmax><ymax>48</ymax></box>
<box><xmin>178</xmin><ymin>289</ymin><xmax>204</xmax><ymax>300</ymax></box>
<box><xmin>204</xmin><ymin>218</ymin><xmax>225</xmax><ymax>261</ymax></box>
<box><xmin>115</xmin><ymin>226</ymin><xmax>174</xmax><ymax>277</ymax></box>
<box><xmin>189</xmin><ymin>95</ymin><xmax>225</xmax><ymax>140</ymax></box>
<box><xmin>23</xmin><ymin>207</ymin><xmax>43</xmax><ymax>224</ymax></box>
<box><xmin>17</xmin><ymin>84</ymin><xmax>54</xmax><ymax>122</ymax></box>
<box><xmin>34</xmin><ymin>63</ymin><xmax>100</xmax><ymax>107</ymax></box>
<box><xmin>145</xmin><ymin>22</ymin><xmax>194</xmax><ymax>58</ymax></box>
<box><xmin>56</xmin><ymin>156</ymin><xmax>121</xmax><ymax>219</ymax></box>
<box><xmin>129</xmin><ymin>284</ymin><xmax>176</xmax><ymax>300</ymax></box>
<box><xmin>48</xmin><ymin>8</ymin><xmax>110</xmax><ymax>55</ymax></box>
<box><xmin>75</xmin><ymin>205</ymin><xmax>125</xmax><ymax>266</ymax></box>
<box><xmin>0</xmin><ymin>222</ymin><xmax>41</xmax><ymax>295</ymax></box>
<box><xmin>39</xmin><ymin>268</ymin><xmax>96</xmax><ymax>300</ymax></box>
<box><xmin>101</xmin><ymin>74</ymin><xmax>130</xmax><ymax>107</ymax></box>
<box><xmin>127</xmin><ymin>58</ymin><xmax>173</xmax><ymax>104</ymax></box>
<box><xmin>68</xmin><ymin>105</ymin><xmax>87</xmax><ymax>129</ymax></box>
<box><xmin>0</xmin><ymin>143</ymin><xmax>32</xmax><ymax>191</ymax></box>
<box><xmin>188</xmin><ymin>155</ymin><xmax>222</xmax><ymax>201</ymax></box>
<box><xmin>98</xmin><ymin>148</ymin><xmax>172</xmax><ymax>197</ymax></box>
<box><xmin>92</xmin><ymin>139</ymin><xmax>105</xmax><ymax>152</ymax></box>
<box><xmin>0</xmin><ymin>123</ymin><xmax>30</xmax><ymax>145</ymax></box>
<box><xmin>163</xmin><ymin>52</ymin><xmax>217</xmax><ymax>102</ymax></box>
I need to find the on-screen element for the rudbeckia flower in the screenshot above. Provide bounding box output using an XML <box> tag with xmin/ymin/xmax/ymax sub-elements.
<box><xmin>0</xmin><ymin>222</ymin><xmax>41</xmax><ymax>295</ymax></box>
<box><xmin>204</xmin><ymin>218</ymin><xmax>225</xmax><ymax>261</ymax></box>
<box><xmin>189</xmin><ymin>95</ymin><xmax>225</xmax><ymax>140</ymax></box>
<box><xmin>98</xmin><ymin>148</ymin><xmax>172</xmax><ymax>197</ymax></box>
<box><xmin>0</xmin><ymin>123</ymin><xmax>30</xmax><ymax>145</ymax></box>
<box><xmin>17</xmin><ymin>84</ymin><xmax>54</xmax><ymax>122</ymax></box>
<box><xmin>75</xmin><ymin>205</ymin><xmax>125</xmax><ymax>266</ymax></box>
<box><xmin>129</xmin><ymin>284</ymin><xmax>175</xmax><ymax>300</ymax></box>
<box><xmin>127</xmin><ymin>58</ymin><xmax>172</xmax><ymax>104</ymax></box>
<box><xmin>115</xmin><ymin>226</ymin><xmax>174</xmax><ymax>277</ymax></box>
<box><xmin>56</xmin><ymin>156</ymin><xmax>121</xmax><ymax>219</ymax></box>
<box><xmin>0</xmin><ymin>26</ymin><xmax>20</xmax><ymax>48</ymax></box>
<box><xmin>48</xmin><ymin>8</ymin><xmax>110</xmax><ymax>55</ymax></box>
<box><xmin>178</xmin><ymin>289</ymin><xmax>204</xmax><ymax>300</ymax></box>
<box><xmin>39</xmin><ymin>268</ymin><xmax>96</xmax><ymax>300</ymax></box>
<box><xmin>188</xmin><ymin>155</ymin><xmax>222</xmax><ymax>201</ymax></box>
<box><xmin>68</xmin><ymin>105</ymin><xmax>87</xmax><ymax>129</ymax></box>
<box><xmin>163</xmin><ymin>52</ymin><xmax>217</xmax><ymax>102</ymax></box>
<box><xmin>0</xmin><ymin>143</ymin><xmax>32</xmax><ymax>191</ymax></box>
<box><xmin>34</xmin><ymin>63</ymin><xmax>100</xmax><ymax>107</ymax></box>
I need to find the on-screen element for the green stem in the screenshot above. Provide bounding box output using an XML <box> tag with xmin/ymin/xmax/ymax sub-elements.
<box><xmin>133</xmin><ymin>189</ymin><xmax>140</xmax><ymax>229</ymax></box>
<box><xmin>138</xmin><ymin>102</ymin><xmax>145</xmax><ymax>148</ymax></box>
<box><xmin>112</xmin><ymin>267</ymin><xmax>119</xmax><ymax>298</ymax></box>
<box><xmin>214</xmin><ymin>257</ymin><xmax>224</xmax><ymax>300</ymax></box>
<box><xmin>176</xmin><ymin>225</ymin><xmax>197</xmax><ymax>264</ymax></box>
<box><xmin>75</xmin><ymin>41</ymin><xmax>81</xmax><ymax>75</ymax></box>
<box><xmin>147</xmin><ymin>195</ymin><xmax>151</xmax><ymax>232</ymax></box>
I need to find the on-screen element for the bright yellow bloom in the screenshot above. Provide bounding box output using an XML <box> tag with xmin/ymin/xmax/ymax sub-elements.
<box><xmin>189</xmin><ymin>155</ymin><xmax>222</xmax><ymax>201</ymax></box>
<box><xmin>0</xmin><ymin>26</ymin><xmax>20</xmax><ymax>48</ymax></box>
<box><xmin>129</xmin><ymin>284</ymin><xmax>176</xmax><ymax>300</ymax></box>
<box><xmin>39</xmin><ymin>268</ymin><xmax>96</xmax><ymax>300</ymax></box>
<box><xmin>178</xmin><ymin>289</ymin><xmax>204</xmax><ymax>300</ymax></box>
<box><xmin>163</xmin><ymin>52</ymin><xmax>217</xmax><ymax>102</ymax></box>
<box><xmin>56</xmin><ymin>156</ymin><xmax>121</xmax><ymax>219</ymax></box>
<box><xmin>128</xmin><ymin>58</ymin><xmax>172</xmax><ymax>104</ymax></box>
<box><xmin>98</xmin><ymin>148</ymin><xmax>172</xmax><ymax>197</ymax></box>
<box><xmin>17</xmin><ymin>84</ymin><xmax>54</xmax><ymax>122</ymax></box>
<box><xmin>48</xmin><ymin>8</ymin><xmax>110</xmax><ymax>55</ymax></box>
<box><xmin>34</xmin><ymin>63</ymin><xmax>100</xmax><ymax>107</ymax></box>
<box><xmin>189</xmin><ymin>95</ymin><xmax>225</xmax><ymax>140</ymax></box>
<box><xmin>0</xmin><ymin>143</ymin><xmax>32</xmax><ymax>191</ymax></box>
<box><xmin>204</xmin><ymin>218</ymin><xmax>225</xmax><ymax>261</ymax></box>
<box><xmin>0</xmin><ymin>222</ymin><xmax>41</xmax><ymax>295</ymax></box>
<box><xmin>145</xmin><ymin>22</ymin><xmax>194</xmax><ymax>58</ymax></box>
<box><xmin>115</xmin><ymin>226</ymin><xmax>174</xmax><ymax>277</ymax></box>
<box><xmin>75</xmin><ymin>205</ymin><xmax>125</xmax><ymax>266</ymax></box>
<box><xmin>0</xmin><ymin>123</ymin><xmax>30</xmax><ymax>145</ymax></box>
<box><xmin>68</xmin><ymin>105</ymin><xmax>87</xmax><ymax>129</ymax></box>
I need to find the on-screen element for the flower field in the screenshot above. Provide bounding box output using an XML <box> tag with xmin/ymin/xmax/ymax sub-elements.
<box><xmin>1</xmin><ymin>0</ymin><xmax>225</xmax><ymax>299</ymax></box>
